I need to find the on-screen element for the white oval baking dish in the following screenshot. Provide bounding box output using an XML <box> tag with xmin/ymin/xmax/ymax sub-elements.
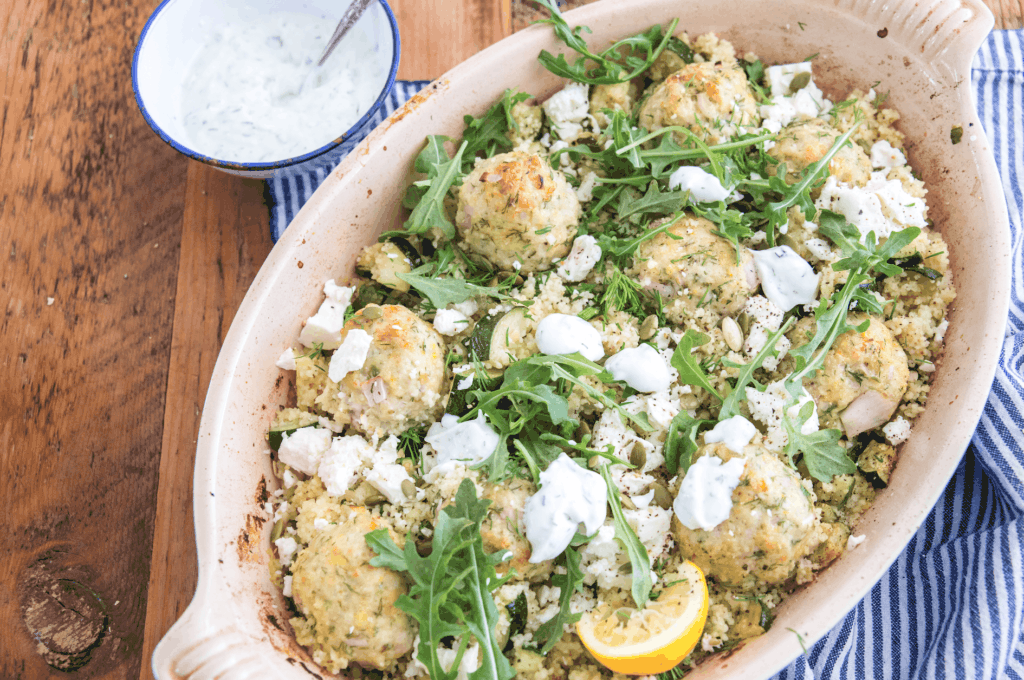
<box><xmin>152</xmin><ymin>0</ymin><xmax>1010</xmax><ymax>677</ymax></box>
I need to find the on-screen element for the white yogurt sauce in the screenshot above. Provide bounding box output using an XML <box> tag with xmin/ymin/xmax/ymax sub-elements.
<box><xmin>424</xmin><ymin>412</ymin><xmax>500</xmax><ymax>467</ymax></box>
<box><xmin>673</xmin><ymin>454</ymin><xmax>746</xmax><ymax>531</ymax></box>
<box><xmin>668</xmin><ymin>166</ymin><xmax>731</xmax><ymax>203</ymax></box>
<box><xmin>704</xmin><ymin>415</ymin><xmax>757</xmax><ymax>453</ymax></box>
<box><xmin>604</xmin><ymin>344</ymin><xmax>673</xmax><ymax>393</ymax></box>
<box><xmin>535</xmin><ymin>314</ymin><xmax>604</xmax><ymax>361</ymax></box>
<box><xmin>524</xmin><ymin>453</ymin><xmax>607</xmax><ymax>563</ymax></box>
<box><xmin>181</xmin><ymin>12</ymin><xmax>387</xmax><ymax>162</ymax></box>
<box><xmin>752</xmin><ymin>246</ymin><xmax>819</xmax><ymax>311</ymax></box>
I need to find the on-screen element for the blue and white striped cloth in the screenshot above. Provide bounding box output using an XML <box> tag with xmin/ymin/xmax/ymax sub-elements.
<box><xmin>265</xmin><ymin>31</ymin><xmax>1024</xmax><ymax>679</ymax></box>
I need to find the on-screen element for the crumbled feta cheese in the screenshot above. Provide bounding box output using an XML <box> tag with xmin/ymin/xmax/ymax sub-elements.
<box><xmin>804</xmin><ymin>237</ymin><xmax>836</xmax><ymax>262</ymax></box>
<box><xmin>282</xmin><ymin>469</ymin><xmax>298</xmax><ymax>488</ymax></box>
<box><xmin>744</xmin><ymin>295</ymin><xmax>784</xmax><ymax>330</ymax></box>
<box><xmin>313</xmin><ymin>518</ymin><xmax>330</xmax><ymax>531</ymax></box>
<box><xmin>673</xmin><ymin>454</ymin><xmax>746</xmax><ymax>531</ymax></box>
<box><xmin>543</xmin><ymin>82</ymin><xmax>590</xmax><ymax>141</ymax></box>
<box><xmin>624</xmin><ymin>506</ymin><xmax>673</xmax><ymax>560</ymax></box>
<box><xmin>276</xmin><ymin>348</ymin><xmax>297</xmax><ymax>370</ymax></box>
<box><xmin>274</xmin><ymin>536</ymin><xmax>298</xmax><ymax>567</ymax></box>
<box><xmin>668</xmin><ymin>166</ymin><xmax>732</xmax><ymax>203</ymax></box>
<box><xmin>847</xmin><ymin>534</ymin><xmax>867</xmax><ymax>550</ymax></box>
<box><xmin>317</xmin><ymin>435</ymin><xmax>371</xmax><ymax>495</ymax></box>
<box><xmin>365</xmin><ymin>463</ymin><xmax>417</xmax><ymax>504</ymax></box>
<box><xmin>524</xmin><ymin>453</ymin><xmax>607</xmax><ymax>563</ymax></box>
<box><xmin>453</xmin><ymin>299</ymin><xmax>478</xmax><ymax>317</ymax></box>
<box><xmin>641</xmin><ymin>389</ymin><xmax>681</xmax><ymax>429</ymax></box>
<box><xmin>278</xmin><ymin>427</ymin><xmax>332</xmax><ymax>475</ymax></box>
<box><xmin>759</xmin><ymin>63</ymin><xmax>831</xmax><ymax>133</ymax></box>
<box><xmin>535</xmin><ymin>313</ymin><xmax>604</xmax><ymax>361</ymax></box>
<box><xmin>457</xmin><ymin>372</ymin><xmax>474</xmax><ymax>390</ymax></box>
<box><xmin>327</xmin><ymin>329</ymin><xmax>371</xmax><ymax>382</ymax></box>
<box><xmin>869</xmin><ymin>140</ymin><xmax>907</xmax><ymax>169</ymax></box>
<box><xmin>556</xmin><ymin>235</ymin><xmax>602</xmax><ymax>282</ymax></box>
<box><xmin>745</xmin><ymin>380</ymin><xmax>818</xmax><ymax>452</ymax></box>
<box><xmin>298</xmin><ymin>280</ymin><xmax>355</xmax><ymax>349</ymax></box>
<box><xmin>433</xmin><ymin>308</ymin><xmax>470</xmax><ymax>336</ymax></box>
<box><xmin>704</xmin><ymin>415</ymin><xmax>757</xmax><ymax>453</ymax></box>
<box><xmin>882</xmin><ymin>416</ymin><xmax>912</xmax><ymax>445</ymax></box>
<box><xmin>579</xmin><ymin>524</ymin><xmax>631</xmax><ymax>590</ymax></box>
<box><xmin>815</xmin><ymin>171</ymin><xmax>927</xmax><ymax>240</ymax></box>
<box><xmin>934</xmin><ymin>318</ymin><xmax>949</xmax><ymax>343</ymax></box>
<box><xmin>575</xmin><ymin>171</ymin><xmax>599</xmax><ymax>203</ymax></box>
<box><xmin>605</xmin><ymin>344</ymin><xmax>673</xmax><ymax>393</ymax></box>
<box><xmin>752</xmin><ymin>246</ymin><xmax>819</xmax><ymax>311</ymax></box>
<box><xmin>282</xmin><ymin>574</ymin><xmax>293</xmax><ymax>597</ymax></box>
<box><xmin>425</xmin><ymin>412</ymin><xmax>500</xmax><ymax>467</ymax></box>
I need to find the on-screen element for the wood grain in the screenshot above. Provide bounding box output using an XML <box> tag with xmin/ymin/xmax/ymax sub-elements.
<box><xmin>0</xmin><ymin>0</ymin><xmax>187</xmax><ymax>678</ymax></box>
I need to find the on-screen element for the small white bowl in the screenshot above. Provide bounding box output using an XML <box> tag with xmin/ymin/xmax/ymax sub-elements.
<box><xmin>132</xmin><ymin>0</ymin><xmax>400</xmax><ymax>179</ymax></box>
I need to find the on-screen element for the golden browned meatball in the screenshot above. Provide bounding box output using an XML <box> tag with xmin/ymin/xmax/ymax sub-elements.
<box><xmin>320</xmin><ymin>304</ymin><xmax>447</xmax><ymax>436</ymax></box>
<box><xmin>795</xmin><ymin>314</ymin><xmax>910</xmax><ymax>437</ymax></box>
<box><xmin>456</xmin><ymin>151</ymin><xmax>580</xmax><ymax>272</ymax></box>
<box><xmin>638</xmin><ymin>63</ymin><xmax>758</xmax><ymax>145</ymax></box>
<box><xmin>481</xmin><ymin>478</ymin><xmax>554</xmax><ymax>582</ymax></box>
<box><xmin>768</xmin><ymin>117</ymin><xmax>872</xmax><ymax>186</ymax></box>
<box><xmin>673</xmin><ymin>443</ymin><xmax>822</xmax><ymax>589</ymax></box>
<box><xmin>289</xmin><ymin>507</ymin><xmax>415</xmax><ymax>672</ymax></box>
<box><xmin>627</xmin><ymin>213</ymin><xmax>757</xmax><ymax>323</ymax></box>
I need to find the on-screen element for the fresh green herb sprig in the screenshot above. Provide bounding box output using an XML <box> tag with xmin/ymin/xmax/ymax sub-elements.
<box><xmin>599</xmin><ymin>463</ymin><xmax>653</xmax><ymax>608</ymax></box>
<box><xmin>532</xmin><ymin>0</ymin><xmax>679</xmax><ymax>85</ymax></box>
<box><xmin>366</xmin><ymin>480</ymin><xmax>515</xmax><ymax>680</ymax></box>
<box><xmin>466</xmin><ymin>352</ymin><xmax>651</xmax><ymax>481</ymax></box>
<box><xmin>397</xmin><ymin>268</ymin><xmax>520</xmax><ymax>310</ymax></box>
<box><xmin>398</xmin><ymin>136</ymin><xmax>467</xmax><ymax>241</ymax></box>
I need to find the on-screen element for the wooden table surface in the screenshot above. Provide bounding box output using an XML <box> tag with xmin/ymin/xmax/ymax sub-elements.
<box><xmin>2</xmin><ymin>0</ymin><xmax>1021</xmax><ymax>678</ymax></box>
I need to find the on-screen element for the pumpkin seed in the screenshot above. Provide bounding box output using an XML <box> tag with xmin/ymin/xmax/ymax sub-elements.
<box><xmin>639</xmin><ymin>314</ymin><xmax>658</xmax><ymax>340</ymax></box>
<box><xmin>651</xmin><ymin>483</ymin><xmax>673</xmax><ymax>510</ymax></box>
<box><xmin>401</xmin><ymin>479</ymin><xmax>417</xmax><ymax>499</ymax></box>
<box><xmin>362</xmin><ymin>305</ymin><xmax>382</xmax><ymax>320</ymax></box>
<box><xmin>722</xmin><ymin>317</ymin><xmax>743</xmax><ymax>352</ymax></box>
<box><xmin>736</xmin><ymin>311</ymin><xmax>752</xmax><ymax>335</ymax></box>
<box><xmin>619</xmin><ymin>495</ymin><xmax>637</xmax><ymax>511</ymax></box>
<box><xmin>789</xmin><ymin>72</ymin><xmax>811</xmax><ymax>93</ymax></box>
<box><xmin>629</xmin><ymin>442</ymin><xmax>647</xmax><ymax>470</ymax></box>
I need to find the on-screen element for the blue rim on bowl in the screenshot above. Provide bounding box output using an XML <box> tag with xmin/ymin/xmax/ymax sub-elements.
<box><xmin>131</xmin><ymin>0</ymin><xmax>401</xmax><ymax>173</ymax></box>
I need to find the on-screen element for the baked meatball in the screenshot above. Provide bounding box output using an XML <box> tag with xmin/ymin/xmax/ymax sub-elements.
<box><xmin>768</xmin><ymin>117</ymin><xmax>872</xmax><ymax>186</ymax></box>
<box><xmin>627</xmin><ymin>213</ymin><xmax>757</xmax><ymax>323</ymax></box>
<box><xmin>456</xmin><ymin>151</ymin><xmax>580</xmax><ymax>272</ymax></box>
<box><xmin>290</xmin><ymin>507</ymin><xmax>415</xmax><ymax>672</ymax></box>
<box><xmin>638</xmin><ymin>63</ymin><xmax>758</xmax><ymax>145</ymax></box>
<box><xmin>794</xmin><ymin>314</ymin><xmax>909</xmax><ymax>437</ymax></box>
<box><xmin>673</xmin><ymin>443</ymin><xmax>822</xmax><ymax>589</ymax></box>
<box><xmin>481</xmin><ymin>478</ymin><xmax>553</xmax><ymax>582</ymax></box>
<box><xmin>321</xmin><ymin>304</ymin><xmax>447</xmax><ymax>436</ymax></box>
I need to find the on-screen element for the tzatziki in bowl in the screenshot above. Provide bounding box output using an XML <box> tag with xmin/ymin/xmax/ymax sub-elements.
<box><xmin>132</xmin><ymin>0</ymin><xmax>399</xmax><ymax>178</ymax></box>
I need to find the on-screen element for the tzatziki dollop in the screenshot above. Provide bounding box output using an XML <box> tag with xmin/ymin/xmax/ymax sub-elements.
<box><xmin>752</xmin><ymin>246</ymin><xmax>819</xmax><ymax>311</ymax></box>
<box><xmin>673</xmin><ymin>454</ymin><xmax>746</xmax><ymax>531</ymax></box>
<box><xmin>524</xmin><ymin>453</ymin><xmax>607</xmax><ymax>562</ymax></box>
<box><xmin>535</xmin><ymin>314</ymin><xmax>604</xmax><ymax>361</ymax></box>
<box><xmin>180</xmin><ymin>12</ymin><xmax>388</xmax><ymax>162</ymax></box>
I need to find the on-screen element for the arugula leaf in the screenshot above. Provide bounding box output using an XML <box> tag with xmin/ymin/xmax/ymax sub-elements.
<box><xmin>461</xmin><ymin>89</ymin><xmax>532</xmax><ymax>173</ymax></box>
<box><xmin>532</xmin><ymin>0</ymin><xmax>679</xmax><ymax>85</ymax></box>
<box><xmin>403</xmin><ymin>137</ymin><xmax>468</xmax><ymax>240</ymax></box>
<box><xmin>617</xmin><ymin>181</ymin><xmax>689</xmax><ymax>220</ymax></box>
<box><xmin>532</xmin><ymin>546</ymin><xmax>586</xmax><ymax>653</ymax></box>
<box><xmin>366</xmin><ymin>479</ymin><xmax>515</xmax><ymax>680</ymax></box>
<box><xmin>783</xmin><ymin>402</ymin><xmax>855</xmax><ymax>481</ymax></box>
<box><xmin>599</xmin><ymin>463</ymin><xmax>653</xmax><ymax>608</ymax></box>
<box><xmin>670</xmin><ymin>329</ymin><xmax>722</xmax><ymax>400</ymax></box>
<box><xmin>396</xmin><ymin>269</ymin><xmax>518</xmax><ymax>309</ymax></box>
<box><xmin>664</xmin><ymin>410</ymin><xmax>714</xmax><ymax>474</ymax></box>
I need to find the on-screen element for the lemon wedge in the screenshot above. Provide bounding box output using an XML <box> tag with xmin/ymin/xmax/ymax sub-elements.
<box><xmin>576</xmin><ymin>561</ymin><xmax>709</xmax><ymax>675</ymax></box>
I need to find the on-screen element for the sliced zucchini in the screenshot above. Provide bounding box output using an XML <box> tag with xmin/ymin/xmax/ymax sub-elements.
<box><xmin>856</xmin><ymin>440</ymin><xmax>898</xmax><ymax>488</ymax></box>
<box><xmin>267</xmin><ymin>410</ymin><xmax>319</xmax><ymax>451</ymax></box>
<box><xmin>486</xmin><ymin>307</ymin><xmax>531</xmax><ymax>365</ymax></box>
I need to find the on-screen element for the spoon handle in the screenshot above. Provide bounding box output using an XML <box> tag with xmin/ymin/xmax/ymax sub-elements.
<box><xmin>317</xmin><ymin>0</ymin><xmax>376</xmax><ymax>67</ymax></box>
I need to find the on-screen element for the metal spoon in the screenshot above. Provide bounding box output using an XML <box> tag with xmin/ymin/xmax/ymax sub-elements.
<box><xmin>298</xmin><ymin>0</ymin><xmax>376</xmax><ymax>93</ymax></box>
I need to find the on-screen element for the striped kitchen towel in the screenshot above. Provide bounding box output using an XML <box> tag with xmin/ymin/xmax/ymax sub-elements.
<box><xmin>264</xmin><ymin>30</ymin><xmax>1024</xmax><ymax>680</ymax></box>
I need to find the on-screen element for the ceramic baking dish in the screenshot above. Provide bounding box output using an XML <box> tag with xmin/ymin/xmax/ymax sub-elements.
<box><xmin>152</xmin><ymin>0</ymin><xmax>1010</xmax><ymax>677</ymax></box>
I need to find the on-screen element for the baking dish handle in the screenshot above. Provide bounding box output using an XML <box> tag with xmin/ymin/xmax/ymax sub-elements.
<box><xmin>150</xmin><ymin>576</ymin><xmax>269</xmax><ymax>680</ymax></box>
